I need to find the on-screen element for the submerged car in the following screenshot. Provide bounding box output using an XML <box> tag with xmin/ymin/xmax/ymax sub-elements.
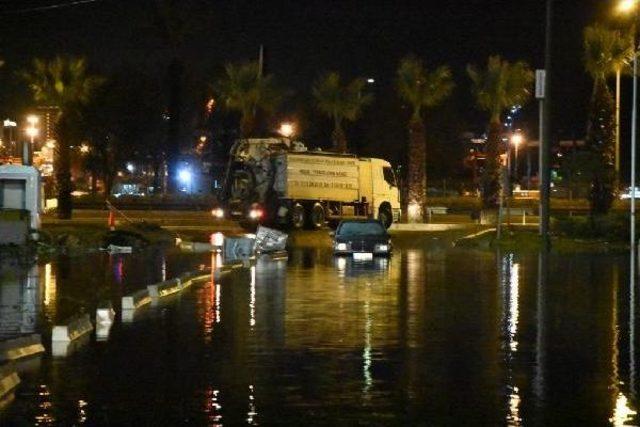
<box><xmin>332</xmin><ymin>219</ymin><xmax>392</xmax><ymax>258</ymax></box>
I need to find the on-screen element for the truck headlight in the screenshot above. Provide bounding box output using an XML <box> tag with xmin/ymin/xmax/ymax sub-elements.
<box><xmin>375</xmin><ymin>244</ymin><xmax>389</xmax><ymax>252</ymax></box>
<box><xmin>336</xmin><ymin>242</ymin><xmax>349</xmax><ymax>251</ymax></box>
<box><xmin>211</xmin><ymin>208</ymin><xmax>224</xmax><ymax>219</ymax></box>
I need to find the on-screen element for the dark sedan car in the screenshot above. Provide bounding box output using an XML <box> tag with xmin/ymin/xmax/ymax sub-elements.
<box><xmin>332</xmin><ymin>219</ymin><xmax>392</xmax><ymax>258</ymax></box>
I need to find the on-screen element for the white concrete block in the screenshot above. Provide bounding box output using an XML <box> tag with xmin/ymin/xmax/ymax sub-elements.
<box><xmin>147</xmin><ymin>279</ymin><xmax>181</xmax><ymax>298</ymax></box>
<box><xmin>0</xmin><ymin>334</ymin><xmax>45</xmax><ymax>363</ymax></box>
<box><xmin>121</xmin><ymin>309</ymin><xmax>136</xmax><ymax>323</ymax></box>
<box><xmin>96</xmin><ymin>322</ymin><xmax>112</xmax><ymax>342</ymax></box>
<box><xmin>121</xmin><ymin>288</ymin><xmax>151</xmax><ymax>310</ymax></box>
<box><xmin>52</xmin><ymin>313</ymin><xmax>93</xmax><ymax>343</ymax></box>
<box><xmin>96</xmin><ymin>300</ymin><xmax>115</xmax><ymax>324</ymax></box>
<box><xmin>0</xmin><ymin>364</ymin><xmax>20</xmax><ymax>401</ymax></box>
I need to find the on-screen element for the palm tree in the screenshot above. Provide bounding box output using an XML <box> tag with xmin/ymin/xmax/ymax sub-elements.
<box><xmin>396</xmin><ymin>56</ymin><xmax>454</xmax><ymax>222</ymax></box>
<box><xmin>312</xmin><ymin>72</ymin><xmax>372</xmax><ymax>152</ymax></box>
<box><xmin>467</xmin><ymin>56</ymin><xmax>534</xmax><ymax>208</ymax></box>
<box><xmin>217</xmin><ymin>61</ymin><xmax>281</xmax><ymax>138</ymax></box>
<box><xmin>22</xmin><ymin>56</ymin><xmax>103</xmax><ymax>219</ymax></box>
<box><xmin>584</xmin><ymin>25</ymin><xmax>633</xmax><ymax>213</ymax></box>
<box><xmin>155</xmin><ymin>0</ymin><xmax>188</xmax><ymax>194</ymax></box>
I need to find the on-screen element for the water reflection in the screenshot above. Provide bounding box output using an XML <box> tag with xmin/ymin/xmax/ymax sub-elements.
<box><xmin>3</xmin><ymin>242</ymin><xmax>640</xmax><ymax>424</ymax></box>
<box><xmin>0</xmin><ymin>260</ymin><xmax>41</xmax><ymax>339</ymax></box>
<box><xmin>499</xmin><ymin>251</ymin><xmax>522</xmax><ymax>426</ymax></box>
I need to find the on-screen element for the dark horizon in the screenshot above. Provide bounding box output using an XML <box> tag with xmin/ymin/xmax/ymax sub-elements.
<box><xmin>0</xmin><ymin>0</ymin><xmax>628</xmax><ymax>170</ymax></box>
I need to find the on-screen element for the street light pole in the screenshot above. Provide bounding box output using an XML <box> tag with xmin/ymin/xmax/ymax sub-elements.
<box><xmin>632</xmin><ymin>37</ymin><xmax>638</xmax><ymax>260</ymax></box>
<box><xmin>540</xmin><ymin>0</ymin><xmax>553</xmax><ymax>246</ymax></box>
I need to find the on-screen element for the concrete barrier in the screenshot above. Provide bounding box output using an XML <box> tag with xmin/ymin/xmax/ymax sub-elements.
<box><xmin>0</xmin><ymin>363</ymin><xmax>20</xmax><ymax>401</ymax></box>
<box><xmin>147</xmin><ymin>279</ymin><xmax>181</xmax><ymax>298</ymax></box>
<box><xmin>213</xmin><ymin>262</ymin><xmax>247</xmax><ymax>281</ymax></box>
<box><xmin>260</xmin><ymin>250</ymin><xmax>288</xmax><ymax>261</ymax></box>
<box><xmin>179</xmin><ymin>241</ymin><xmax>215</xmax><ymax>253</ymax></box>
<box><xmin>178</xmin><ymin>271</ymin><xmax>211</xmax><ymax>290</ymax></box>
<box><xmin>52</xmin><ymin>313</ymin><xmax>93</xmax><ymax>343</ymax></box>
<box><xmin>0</xmin><ymin>334</ymin><xmax>45</xmax><ymax>363</ymax></box>
<box><xmin>122</xmin><ymin>288</ymin><xmax>151</xmax><ymax>310</ymax></box>
<box><xmin>52</xmin><ymin>334</ymin><xmax>91</xmax><ymax>357</ymax></box>
<box><xmin>96</xmin><ymin>301</ymin><xmax>115</xmax><ymax>324</ymax></box>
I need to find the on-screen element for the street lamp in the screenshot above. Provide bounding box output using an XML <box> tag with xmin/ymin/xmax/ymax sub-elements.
<box><xmin>25</xmin><ymin>126</ymin><xmax>38</xmax><ymax>142</ymax></box>
<box><xmin>278</xmin><ymin>122</ymin><xmax>295</xmax><ymax>139</ymax></box>
<box><xmin>511</xmin><ymin>132</ymin><xmax>524</xmax><ymax>180</ymax></box>
<box><xmin>27</xmin><ymin>115</ymin><xmax>39</xmax><ymax>126</ymax></box>
<box><xmin>619</xmin><ymin>0</ymin><xmax>638</xmax><ymax>13</ymax></box>
<box><xmin>3</xmin><ymin>119</ymin><xmax>16</xmax><ymax>156</ymax></box>
<box><xmin>618</xmin><ymin>0</ymin><xmax>640</xmax><ymax>253</ymax></box>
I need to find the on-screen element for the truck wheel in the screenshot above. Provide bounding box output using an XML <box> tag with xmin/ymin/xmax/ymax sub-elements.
<box><xmin>309</xmin><ymin>204</ymin><xmax>326</xmax><ymax>229</ymax></box>
<box><xmin>378</xmin><ymin>206</ymin><xmax>393</xmax><ymax>229</ymax></box>
<box><xmin>291</xmin><ymin>204</ymin><xmax>305</xmax><ymax>229</ymax></box>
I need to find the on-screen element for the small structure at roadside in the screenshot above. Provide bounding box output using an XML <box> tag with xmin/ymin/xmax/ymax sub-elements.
<box><xmin>0</xmin><ymin>165</ymin><xmax>42</xmax><ymax>245</ymax></box>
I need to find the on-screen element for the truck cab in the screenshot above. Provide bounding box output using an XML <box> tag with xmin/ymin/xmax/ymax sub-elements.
<box><xmin>359</xmin><ymin>158</ymin><xmax>401</xmax><ymax>227</ymax></box>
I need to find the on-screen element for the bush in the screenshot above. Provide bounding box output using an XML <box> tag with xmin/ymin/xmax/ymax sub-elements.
<box><xmin>553</xmin><ymin>214</ymin><xmax>630</xmax><ymax>241</ymax></box>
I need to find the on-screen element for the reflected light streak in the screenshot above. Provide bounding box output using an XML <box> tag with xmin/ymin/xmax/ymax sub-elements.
<box><xmin>506</xmin><ymin>386</ymin><xmax>522</xmax><ymax>426</ymax></box>
<box><xmin>508</xmin><ymin>261</ymin><xmax>520</xmax><ymax>352</ymax></box>
<box><xmin>212</xmin><ymin>253</ymin><xmax>222</xmax><ymax>323</ymax></box>
<box><xmin>610</xmin><ymin>392</ymin><xmax>637</xmax><ymax>426</ymax></box>
<box><xmin>43</xmin><ymin>263</ymin><xmax>56</xmax><ymax>307</ymax></box>
<box><xmin>250</xmin><ymin>266</ymin><xmax>256</xmax><ymax>328</ymax></box>
<box><xmin>363</xmin><ymin>300</ymin><xmax>373</xmax><ymax>398</ymax></box>
<box><xmin>78</xmin><ymin>399</ymin><xmax>88</xmax><ymax>424</ymax></box>
<box><xmin>247</xmin><ymin>384</ymin><xmax>258</xmax><ymax>425</ymax></box>
<box><xmin>204</xmin><ymin>386</ymin><xmax>222</xmax><ymax>425</ymax></box>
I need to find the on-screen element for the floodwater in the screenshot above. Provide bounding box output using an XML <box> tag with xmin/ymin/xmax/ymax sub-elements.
<box><xmin>0</xmin><ymin>237</ymin><xmax>638</xmax><ymax>426</ymax></box>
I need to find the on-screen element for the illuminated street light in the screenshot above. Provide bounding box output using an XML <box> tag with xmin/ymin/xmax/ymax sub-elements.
<box><xmin>278</xmin><ymin>122</ymin><xmax>295</xmax><ymax>138</ymax></box>
<box><xmin>27</xmin><ymin>115</ymin><xmax>39</xmax><ymax>126</ymax></box>
<box><xmin>510</xmin><ymin>132</ymin><xmax>524</xmax><ymax>179</ymax></box>
<box><xmin>618</xmin><ymin>0</ymin><xmax>638</xmax><ymax>14</ymax></box>
<box><xmin>80</xmin><ymin>143</ymin><xmax>90</xmax><ymax>153</ymax></box>
<box><xmin>126</xmin><ymin>162</ymin><xmax>135</xmax><ymax>173</ymax></box>
<box><xmin>25</xmin><ymin>126</ymin><xmax>39</xmax><ymax>140</ymax></box>
<box><xmin>178</xmin><ymin>169</ymin><xmax>192</xmax><ymax>184</ymax></box>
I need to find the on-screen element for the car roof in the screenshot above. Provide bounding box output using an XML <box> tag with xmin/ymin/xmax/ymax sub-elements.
<box><xmin>338</xmin><ymin>219</ymin><xmax>383</xmax><ymax>224</ymax></box>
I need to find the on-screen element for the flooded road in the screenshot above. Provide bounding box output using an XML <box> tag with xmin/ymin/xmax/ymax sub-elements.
<box><xmin>0</xmin><ymin>238</ymin><xmax>638</xmax><ymax>425</ymax></box>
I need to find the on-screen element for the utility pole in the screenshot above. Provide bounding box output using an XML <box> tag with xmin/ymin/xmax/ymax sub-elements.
<box><xmin>540</xmin><ymin>0</ymin><xmax>553</xmax><ymax>246</ymax></box>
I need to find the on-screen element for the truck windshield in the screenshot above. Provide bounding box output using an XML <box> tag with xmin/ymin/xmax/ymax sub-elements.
<box><xmin>383</xmin><ymin>167</ymin><xmax>397</xmax><ymax>187</ymax></box>
<box><xmin>337</xmin><ymin>221</ymin><xmax>386</xmax><ymax>236</ymax></box>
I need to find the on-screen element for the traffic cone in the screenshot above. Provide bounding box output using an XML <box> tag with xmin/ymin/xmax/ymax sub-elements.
<box><xmin>108</xmin><ymin>210</ymin><xmax>115</xmax><ymax>231</ymax></box>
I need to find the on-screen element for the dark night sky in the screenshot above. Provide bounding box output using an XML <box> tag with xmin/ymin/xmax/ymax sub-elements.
<box><xmin>0</xmin><ymin>0</ymin><xmax>621</xmax><ymax>166</ymax></box>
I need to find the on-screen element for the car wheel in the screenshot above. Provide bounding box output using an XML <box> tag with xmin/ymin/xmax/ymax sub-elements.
<box><xmin>309</xmin><ymin>204</ymin><xmax>326</xmax><ymax>229</ymax></box>
<box><xmin>291</xmin><ymin>204</ymin><xmax>306</xmax><ymax>229</ymax></box>
<box><xmin>378</xmin><ymin>206</ymin><xmax>393</xmax><ymax>229</ymax></box>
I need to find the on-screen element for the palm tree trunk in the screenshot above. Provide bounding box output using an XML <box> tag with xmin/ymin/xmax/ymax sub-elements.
<box><xmin>166</xmin><ymin>57</ymin><xmax>184</xmax><ymax>194</ymax></box>
<box><xmin>54</xmin><ymin>119</ymin><xmax>73</xmax><ymax>219</ymax></box>
<box><xmin>240</xmin><ymin>112</ymin><xmax>255</xmax><ymax>139</ymax></box>
<box><xmin>332</xmin><ymin>121</ymin><xmax>348</xmax><ymax>153</ymax></box>
<box><xmin>482</xmin><ymin>120</ymin><xmax>502</xmax><ymax>209</ymax></box>
<box><xmin>407</xmin><ymin>118</ymin><xmax>426</xmax><ymax>222</ymax></box>
<box><xmin>587</xmin><ymin>79</ymin><xmax>616</xmax><ymax>214</ymax></box>
<box><xmin>615</xmin><ymin>67</ymin><xmax>621</xmax><ymax>190</ymax></box>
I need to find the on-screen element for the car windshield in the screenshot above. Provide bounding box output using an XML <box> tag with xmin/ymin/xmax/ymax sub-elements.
<box><xmin>337</xmin><ymin>221</ymin><xmax>385</xmax><ymax>236</ymax></box>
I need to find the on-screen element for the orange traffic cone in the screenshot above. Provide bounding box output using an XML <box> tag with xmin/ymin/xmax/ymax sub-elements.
<box><xmin>108</xmin><ymin>210</ymin><xmax>115</xmax><ymax>231</ymax></box>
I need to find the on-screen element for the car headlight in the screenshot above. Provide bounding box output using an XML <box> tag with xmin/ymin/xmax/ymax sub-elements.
<box><xmin>248</xmin><ymin>208</ymin><xmax>264</xmax><ymax>219</ymax></box>
<box><xmin>375</xmin><ymin>244</ymin><xmax>389</xmax><ymax>252</ymax></box>
<box><xmin>336</xmin><ymin>242</ymin><xmax>349</xmax><ymax>251</ymax></box>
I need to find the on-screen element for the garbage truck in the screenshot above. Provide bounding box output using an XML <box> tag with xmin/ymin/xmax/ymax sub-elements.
<box><xmin>214</xmin><ymin>138</ymin><xmax>401</xmax><ymax>229</ymax></box>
